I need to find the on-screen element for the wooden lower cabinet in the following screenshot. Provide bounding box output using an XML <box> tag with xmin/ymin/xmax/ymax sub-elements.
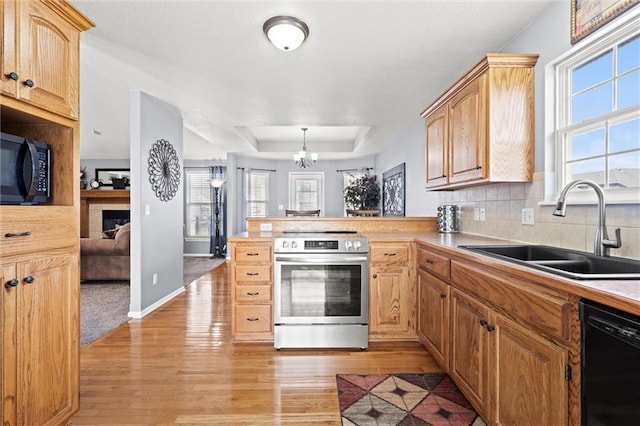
<box><xmin>417</xmin><ymin>268</ymin><xmax>449</xmax><ymax>369</ymax></box>
<box><xmin>230</xmin><ymin>241</ymin><xmax>273</xmax><ymax>341</ymax></box>
<box><xmin>369</xmin><ymin>241</ymin><xmax>415</xmax><ymax>339</ymax></box>
<box><xmin>450</xmin><ymin>289</ymin><xmax>491</xmax><ymax>417</ymax></box>
<box><xmin>450</xmin><ymin>288</ymin><xmax>569</xmax><ymax>424</ymax></box>
<box><xmin>2</xmin><ymin>253</ymin><xmax>79</xmax><ymax>426</ymax></box>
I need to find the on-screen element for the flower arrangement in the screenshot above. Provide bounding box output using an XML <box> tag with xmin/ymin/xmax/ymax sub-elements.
<box><xmin>344</xmin><ymin>174</ymin><xmax>381</xmax><ymax>211</ymax></box>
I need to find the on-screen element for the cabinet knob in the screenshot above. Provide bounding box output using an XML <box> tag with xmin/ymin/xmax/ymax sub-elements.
<box><xmin>24</xmin><ymin>79</ymin><xmax>35</xmax><ymax>88</ymax></box>
<box><xmin>475</xmin><ymin>165</ymin><xmax>482</xmax><ymax>170</ymax></box>
<box><xmin>440</xmin><ymin>293</ymin><xmax>446</xmax><ymax>299</ymax></box>
<box><xmin>372</xmin><ymin>273</ymin><xmax>377</xmax><ymax>278</ymax></box>
<box><xmin>5</xmin><ymin>279</ymin><xmax>19</xmax><ymax>288</ymax></box>
<box><xmin>479</xmin><ymin>319</ymin><xmax>488</xmax><ymax>326</ymax></box>
<box><xmin>24</xmin><ymin>275</ymin><xmax>35</xmax><ymax>284</ymax></box>
<box><xmin>6</xmin><ymin>72</ymin><xmax>18</xmax><ymax>81</ymax></box>
<box><xmin>486</xmin><ymin>325</ymin><xmax>495</xmax><ymax>332</ymax></box>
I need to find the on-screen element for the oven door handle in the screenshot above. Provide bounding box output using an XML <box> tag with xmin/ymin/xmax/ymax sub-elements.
<box><xmin>274</xmin><ymin>256</ymin><xmax>368</xmax><ymax>263</ymax></box>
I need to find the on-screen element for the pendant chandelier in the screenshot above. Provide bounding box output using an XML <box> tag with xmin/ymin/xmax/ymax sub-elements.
<box><xmin>293</xmin><ymin>127</ymin><xmax>318</xmax><ymax>168</ymax></box>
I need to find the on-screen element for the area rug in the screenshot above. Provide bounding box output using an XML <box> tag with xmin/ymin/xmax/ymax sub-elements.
<box><xmin>80</xmin><ymin>281</ymin><xmax>130</xmax><ymax>347</ymax></box>
<box><xmin>337</xmin><ymin>373</ymin><xmax>485</xmax><ymax>426</ymax></box>
<box><xmin>183</xmin><ymin>256</ymin><xmax>226</xmax><ymax>285</ymax></box>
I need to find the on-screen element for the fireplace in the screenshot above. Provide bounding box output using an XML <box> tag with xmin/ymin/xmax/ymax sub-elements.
<box><xmin>102</xmin><ymin>210</ymin><xmax>130</xmax><ymax>231</ymax></box>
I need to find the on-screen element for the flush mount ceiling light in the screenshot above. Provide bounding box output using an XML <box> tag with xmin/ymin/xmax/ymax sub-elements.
<box><xmin>263</xmin><ymin>16</ymin><xmax>309</xmax><ymax>51</ymax></box>
<box><xmin>294</xmin><ymin>127</ymin><xmax>318</xmax><ymax>168</ymax></box>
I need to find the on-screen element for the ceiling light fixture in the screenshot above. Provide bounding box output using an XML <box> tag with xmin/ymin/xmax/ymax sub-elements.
<box><xmin>263</xmin><ymin>16</ymin><xmax>309</xmax><ymax>51</ymax></box>
<box><xmin>294</xmin><ymin>127</ymin><xmax>318</xmax><ymax>168</ymax></box>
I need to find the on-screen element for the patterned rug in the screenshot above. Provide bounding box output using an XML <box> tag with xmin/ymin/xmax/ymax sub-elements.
<box><xmin>337</xmin><ymin>373</ymin><xmax>486</xmax><ymax>426</ymax></box>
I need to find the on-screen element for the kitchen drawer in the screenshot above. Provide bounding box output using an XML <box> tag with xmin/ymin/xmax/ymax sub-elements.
<box><xmin>235</xmin><ymin>305</ymin><xmax>272</xmax><ymax>334</ymax></box>
<box><xmin>233</xmin><ymin>244</ymin><xmax>272</xmax><ymax>263</ymax></box>
<box><xmin>0</xmin><ymin>209</ymin><xmax>77</xmax><ymax>256</ymax></box>
<box><xmin>234</xmin><ymin>265</ymin><xmax>272</xmax><ymax>283</ymax></box>
<box><xmin>417</xmin><ymin>245</ymin><xmax>450</xmax><ymax>281</ymax></box>
<box><xmin>235</xmin><ymin>285</ymin><xmax>271</xmax><ymax>303</ymax></box>
<box><xmin>370</xmin><ymin>244</ymin><xmax>410</xmax><ymax>265</ymax></box>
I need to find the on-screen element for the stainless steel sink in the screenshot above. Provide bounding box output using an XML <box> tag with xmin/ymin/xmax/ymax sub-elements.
<box><xmin>458</xmin><ymin>245</ymin><xmax>640</xmax><ymax>280</ymax></box>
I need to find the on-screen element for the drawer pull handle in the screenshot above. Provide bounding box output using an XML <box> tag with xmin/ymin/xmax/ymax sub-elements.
<box><xmin>24</xmin><ymin>275</ymin><xmax>35</xmax><ymax>284</ymax></box>
<box><xmin>5</xmin><ymin>279</ymin><xmax>19</xmax><ymax>288</ymax></box>
<box><xmin>246</xmin><ymin>252</ymin><xmax>259</xmax><ymax>256</ymax></box>
<box><xmin>424</xmin><ymin>259</ymin><xmax>434</xmax><ymax>264</ymax></box>
<box><xmin>247</xmin><ymin>317</ymin><xmax>259</xmax><ymax>322</ymax></box>
<box><xmin>479</xmin><ymin>319</ymin><xmax>488</xmax><ymax>326</ymax></box>
<box><xmin>384</xmin><ymin>253</ymin><xmax>397</xmax><ymax>256</ymax></box>
<box><xmin>440</xmin><ymin>293</ymin><xmax>446</xmax><ymax>299</ymax></box>
<box><xmin>247</xmin><ymin>292</ymin><xmax>260</xmax><ymax>296</ymax></box>
<box><xmin>246</xmin><ymin>272</ymin><xmax>259</xmax><ymax>276</ymax></box>
<box><xmin>5</xmin><ymin>231</ymin><xmax>31</xmax><ymax>238</ymax></box>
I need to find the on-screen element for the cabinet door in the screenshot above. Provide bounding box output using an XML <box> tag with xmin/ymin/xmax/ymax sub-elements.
<box><xmin>2</xmin><ymin>263</ymin><xmax>18</xmax><ymax>425</ymax></box>
<box><xmin>1</xmin><ymin>0</ymin><xmax>18</xmax><ymax>98</ymax></box>
<box><xmin>417</xmin><ymin>269</ymin><xmax>449</xmax><ymax>369</ymax></box>
<box><xmin>449</xmin><ymin>76</ymin><xmax>486</xmax><ymax>184</ymax></box>
<box><xmin>370</xmin><ymin>265</ymin><xmax>411</xmax><ymax>335</ymax></box>
<box><xmin>491</xmin><ymin>314</ymin><xmax>568</xmax><ymax>426</ymax></box>
<box><xmin>450</xmin><ymin>288</ymin><xmax>490</xmax><ymax>418</ymax></box>
<box><xmin>425</xmin><ymin>103</ymin><xmax>448</xmax><ymax>188</ymax></box>
<box><xmin>17</xmin><ymin>0</ymin><xmax>80</xmax><ymax>118</ymax></box>
<box><xmin>13</xmin><ymin>254</ymin><xmax>79</xmax><ymax>425</ymax></box>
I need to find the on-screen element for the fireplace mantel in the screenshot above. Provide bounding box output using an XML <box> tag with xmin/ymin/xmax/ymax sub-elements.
<box><xmin>80</xmin><ymin>190</ymin><xmax>130</xmax><ymax>237</ymax></box>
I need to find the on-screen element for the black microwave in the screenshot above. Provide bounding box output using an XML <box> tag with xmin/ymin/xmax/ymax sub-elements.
<box><xmin>1</xmin><ymin>131</ymin><xmax>52</xmax><ymax>205</ymax></box>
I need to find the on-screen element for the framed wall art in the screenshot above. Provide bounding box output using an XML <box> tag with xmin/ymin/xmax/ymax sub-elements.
<box><xmin>382</xmin><ymin>163</ymin><xmax>405</xmax><ymax>217</ymax></box>
<box><xmin>571</xmin><ymin>0</ymin><xmax>639</xmax><ymax>44</ymax></box>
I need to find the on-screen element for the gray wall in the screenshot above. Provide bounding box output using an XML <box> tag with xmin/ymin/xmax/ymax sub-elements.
<box><xmin>129</xmin><ymin>91</ymin><xmax>184</xmax><ymax>315</ymax></box>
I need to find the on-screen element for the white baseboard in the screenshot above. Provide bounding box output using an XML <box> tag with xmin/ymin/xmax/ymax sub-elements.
<box><xmin>128</xmin><ymin>286</ymin><xmax>186</xmax><ymax>319</ymax></box>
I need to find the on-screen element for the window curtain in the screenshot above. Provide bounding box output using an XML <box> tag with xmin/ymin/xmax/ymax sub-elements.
<box><xmin>209</xmin><ymin>165</ymin><xmax>227</xmax><ymax>256</ymax></box>
<box><xmin>240</xmin><ymin>167</ymin><xmax>251</xmax><ymax>232</ymax></box>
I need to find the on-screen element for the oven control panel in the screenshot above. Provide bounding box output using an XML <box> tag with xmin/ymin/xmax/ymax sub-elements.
<box><xmin>275</xmin><ymin>237</ymin><xmax>368</xmax><ymax>253</ymax></box>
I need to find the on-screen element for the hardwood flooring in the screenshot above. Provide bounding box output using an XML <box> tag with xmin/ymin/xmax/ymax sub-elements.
<box><xmin>71</xmin><ymin>262</ymin><xmax>441</xmax><ymax>425</ymax></box>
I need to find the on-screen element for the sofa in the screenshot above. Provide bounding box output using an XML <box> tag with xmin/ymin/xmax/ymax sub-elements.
<box><xmin>80</xmin><ymin>222</ymin><xmax>130</xmax><ymax>281</ymax></box>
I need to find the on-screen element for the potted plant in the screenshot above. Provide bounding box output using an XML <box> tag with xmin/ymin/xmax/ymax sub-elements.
<box><xmin>344</xmin><ymin>174</ymin><xmax>381</xmax><ymax>215</ymax></box>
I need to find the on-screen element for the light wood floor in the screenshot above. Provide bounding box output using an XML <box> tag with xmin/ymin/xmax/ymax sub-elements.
<box><xmin>71</xmin><ymin>262</ymin><xmax>441</xmax><ymax>425</ymax></box>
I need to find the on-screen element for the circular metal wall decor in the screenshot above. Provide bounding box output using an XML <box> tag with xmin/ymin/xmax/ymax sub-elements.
<box><xmin>148</xmin><ymin>139</ymin><xmax>181</xmax><ymax>201</ymax></box>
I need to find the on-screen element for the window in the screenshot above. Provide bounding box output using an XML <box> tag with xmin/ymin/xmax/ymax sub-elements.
<box><xmin>247</xmin><ymin>171</ymin><xmax>270</xmax><ymax>216</ymax></box>
<box><xmin>185</xmin><ymin>168</ymin><xmax>211</xmax><ymax>238</ymax></box>
<box><xmin>553</xmin><ymin>18</ymin><xmax>639</xmax><ymax>201</ymax></box>
<box><xmin>289</xmin><ymin>172</ymin><xmax>324</xmax><ymax>213</ymax></box>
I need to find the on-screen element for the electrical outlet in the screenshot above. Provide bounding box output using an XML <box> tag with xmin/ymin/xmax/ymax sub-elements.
<box><xmin>473</xmin><ymin>208</ymin><xmax>480</xmax><ymax>221</ymax></box>
<box><xmin>260</xmin><ymin>223</ymin><xmax>273</xmax><ymax>232</ymax></box>
<box><xmin>152</xmin><ymin>273</ymin><xmax>158</xmax><ymax>285</ymax></box>
<box><xmin>479</xmin><ymin>208</ymin><xmax>486</xmax><ymax>221</ymax></box>
<box><xmin>522</xmin><ymin>208</ymin><xmax>535</xmax><ymax>225</ymax></box>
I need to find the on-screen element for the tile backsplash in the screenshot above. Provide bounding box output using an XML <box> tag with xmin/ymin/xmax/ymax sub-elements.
<box><xmin>438</xmin><ymin>173</ymin><xmax>640</xmax><ymax>260</ymax></box>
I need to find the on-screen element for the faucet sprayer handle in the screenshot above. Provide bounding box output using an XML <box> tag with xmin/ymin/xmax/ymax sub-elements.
<box><xmin>603</xmin><ymin>228</ymin><xmax>622</xmax><ymax>249</ymax></box>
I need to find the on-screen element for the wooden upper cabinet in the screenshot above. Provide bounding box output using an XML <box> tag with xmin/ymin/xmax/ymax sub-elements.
<box><xmin>1</xmin><ymin>0</ymin><xmax>94</xmax><ymax>119</ymax></box>
<box><xmin>421</xmin><ymin>54</ymin><xmax>538</xmax><ymax>190</ymax></box>
<box><xmin>425</xmin><ymin>103</ymin><xmax>448</xmax><ymax>188</ymax></box>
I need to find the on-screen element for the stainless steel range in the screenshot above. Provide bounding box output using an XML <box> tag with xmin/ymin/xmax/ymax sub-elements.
<box><xmin>274</xmin><ymin>233</ymin><xmax>369</xmax><ymax>350</ymax></box>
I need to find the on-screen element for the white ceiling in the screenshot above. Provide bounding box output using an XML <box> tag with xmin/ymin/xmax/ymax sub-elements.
<box><xmin>72</xmin><ymin>0</ymin><xmax>558</xmax><ymax>161</ymax></box>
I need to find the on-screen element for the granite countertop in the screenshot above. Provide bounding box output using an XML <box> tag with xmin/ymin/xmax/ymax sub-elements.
<box><xmin>228</xmin><ymin>230</ymin><xmax>640</xmax><ymax>315</ymax></box>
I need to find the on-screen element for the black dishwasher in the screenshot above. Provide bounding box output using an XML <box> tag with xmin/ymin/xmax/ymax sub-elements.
<box><xmin>580</xmin><ymin>299</ymin><xmax>640</xmax><ymax>425</ymax></box>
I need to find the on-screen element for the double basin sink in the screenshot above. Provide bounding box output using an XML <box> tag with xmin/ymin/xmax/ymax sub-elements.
<box><xmin>459</xmin><ymin>244</ymin><xmax>640</xmax><ymax>280</ymax></box>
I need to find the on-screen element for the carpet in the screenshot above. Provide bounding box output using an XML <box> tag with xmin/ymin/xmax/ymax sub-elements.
<box><xmin>80</xmin><ymin>281</ymin><xmax>130</xmax><ymax>347</ymax></box>
<box><xmin>337</xmin><ymin>373</ymin><xmax>485</xmax><ymax>426</ymax></box>
<box><xmin>183</xmin><ymin>256</ymin><xmax>226</xmax><ymax>285</ymax></box>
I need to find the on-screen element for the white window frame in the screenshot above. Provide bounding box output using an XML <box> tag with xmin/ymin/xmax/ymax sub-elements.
<box><xmin>247</xmin><ymin>171</ymin><xmax>270</xmax><ymax>217</ymax></box>
<box><xmin>288</xmin><ymin>172</ymin><xmax>324</xmax><ymax>214</ymax></box>
<box><xmin>545</xmin><ymin>9</ymin><xmax>640</xmax><ymax>204</ymax></box>
<box><xmin>184</xmin><ymin>168</ymin><xmax>212</xmax><ymax>240</ymax></box>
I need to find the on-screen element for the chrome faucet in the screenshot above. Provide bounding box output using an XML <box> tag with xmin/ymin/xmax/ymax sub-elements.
<box><xmin>553</xmin><ymin>179</ymin><xmax>621</xmax><ymax>256</ymax></box>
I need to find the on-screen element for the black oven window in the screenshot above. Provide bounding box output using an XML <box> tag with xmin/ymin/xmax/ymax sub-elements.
<box><xmin>279</xmin><ymin>265</ymin><xmax>362</xmax><ymax>318</ymax></box>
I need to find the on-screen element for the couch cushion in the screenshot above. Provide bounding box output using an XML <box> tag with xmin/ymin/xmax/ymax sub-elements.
<box><xmin>114</xmin><ymin>222</ymin><xmax>130</xmax><ymax>255</ymax></box>
<box><xmin>102</xmin><ymin>228</ymin><xmax>118</xmax><ymax>239</ymax></box>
